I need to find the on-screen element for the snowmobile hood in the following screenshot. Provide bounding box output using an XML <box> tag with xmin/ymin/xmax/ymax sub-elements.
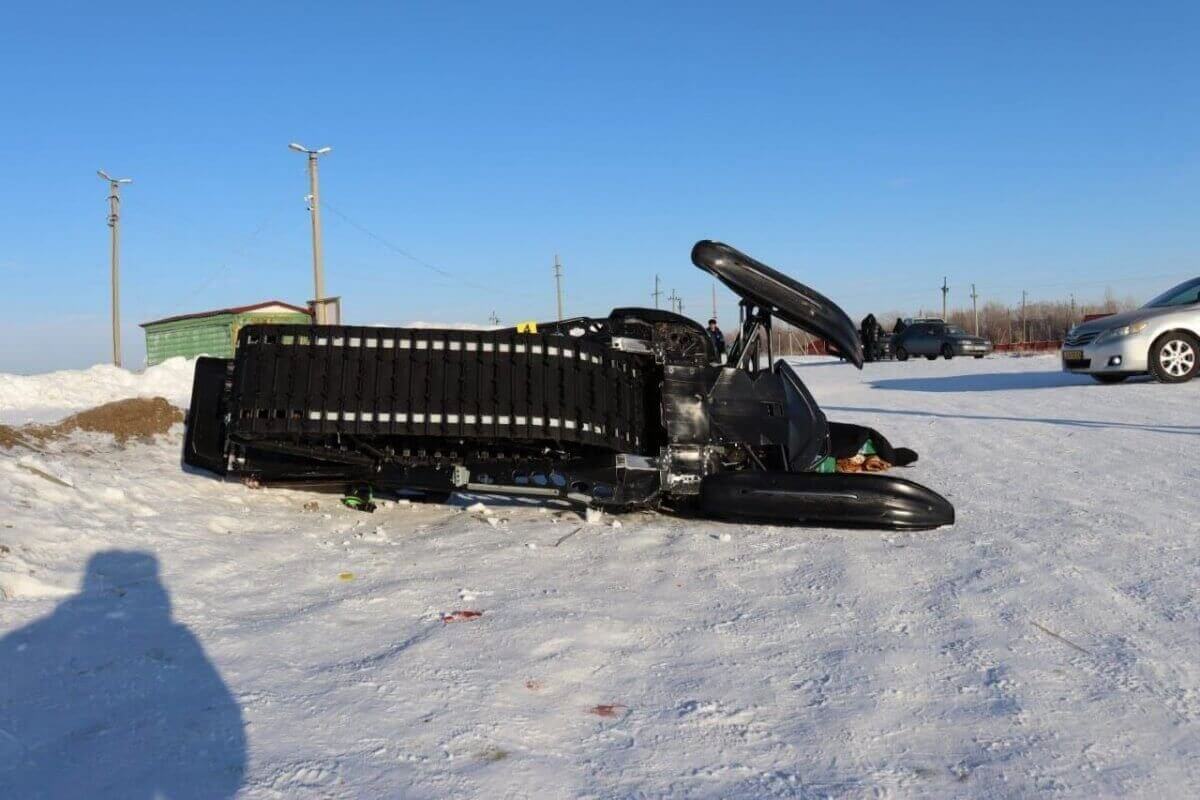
<box><xmin>691</xmin><ymin>241</ymin><xmax>864</xmax><ymax>368</ymax></box>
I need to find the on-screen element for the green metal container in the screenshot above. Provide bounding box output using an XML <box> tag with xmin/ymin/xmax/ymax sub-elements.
<box><xmin>141</xmin><ymin>302</ymin><xmax>312</xmax><ymax>366</ymax></box>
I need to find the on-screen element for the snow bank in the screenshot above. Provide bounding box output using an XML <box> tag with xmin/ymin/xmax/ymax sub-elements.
<box><xmin>0</xmin><ymin>357</ymin><xmax>196</xmax><ymax>425</ymax></box>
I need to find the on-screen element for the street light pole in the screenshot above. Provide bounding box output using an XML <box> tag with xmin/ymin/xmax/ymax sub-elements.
<box><xmin>970</xmin><ymin>283</ymin><xmax>980</xmax><ymax>336</ymax></box>
<box><xmin>97</xmin><ymin>170</ymin><xmax>132</xmax><ymax>367</ymax></box>
<box><xmin>289</xmin><ymin>143</ymin><xmax>332</xmax><ymax>322</ymax></box>
<box><xmin>553</xmin><ymin>254</ymin><xmax>564</xmax><ymax>321</ymax></box>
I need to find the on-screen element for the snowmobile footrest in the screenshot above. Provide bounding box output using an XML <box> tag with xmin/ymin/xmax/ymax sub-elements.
<box><xmin>699</xmin><ymin>472</ymin><xmax>954</xmax><ymax>530</ymax></box>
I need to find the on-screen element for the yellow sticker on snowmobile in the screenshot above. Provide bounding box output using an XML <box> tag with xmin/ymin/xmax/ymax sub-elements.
<box><xmin>516</xmin><ymin>321</ymin><xmax>538</xmax><ymax>333</ymax></box>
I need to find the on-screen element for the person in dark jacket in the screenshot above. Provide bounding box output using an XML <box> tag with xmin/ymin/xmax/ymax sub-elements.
<box><xmin>861</xmin><ymin>314</ymin><xmax>878</xmax><ymax>362</ymax></box>
<box><xmin>707</xmin><ymin>319</ymin><xmax>726</xmax><ymax>358</ymax></box>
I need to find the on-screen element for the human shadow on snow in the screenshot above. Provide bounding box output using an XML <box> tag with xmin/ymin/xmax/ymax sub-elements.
<box><xmin>0</xmin><ymin>550</ymin><xmax>246</xmax><ymax>799</ymax></box>
<box><xmin>826</xmin><ymin>405</ymin><xmax>1200</xmax><ymax>436</ymax></box>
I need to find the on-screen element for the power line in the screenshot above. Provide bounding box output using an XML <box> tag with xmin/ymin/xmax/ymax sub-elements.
<box><xmin>322</xmin><ymin>200</ymin><xmax>460</xmax><ymax>280</ymax></box>
<box><xmin>320</xmin><ymin>200</ymin><xmax>539</xmax><ymax>300</ymax></box>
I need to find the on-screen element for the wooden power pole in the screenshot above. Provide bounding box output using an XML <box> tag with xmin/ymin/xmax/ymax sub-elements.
<box><xmin>97</xmin><ymin>170</ymin><xmax>132</xmax><ymax>367</ymax></box>
<box><xmin>970</xmin><ymin>283</ymin><xmax>980</xmax><ymax>336</ymax></box>
<box><xmin>553</xmin><ymin>254</ymin><xmax>564</xmax><ymax>320</ymax></box>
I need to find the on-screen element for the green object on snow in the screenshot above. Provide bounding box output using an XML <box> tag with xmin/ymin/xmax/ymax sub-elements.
<box><xmin>814</xmin><ymin>439</ymin><xmax>877</xmax><ymax>473</ymax></box>
<box><xmin>341</xmin><ymin>486</ymin><xmax>375</xmax><ymax>511</ymax></box>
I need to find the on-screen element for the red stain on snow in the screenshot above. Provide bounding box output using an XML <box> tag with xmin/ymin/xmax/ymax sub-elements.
<box><xmin>588</xmin><ymin>704</ymin><xmax>627</xmax><ymax>718</ymax></box>
<box><xmin>441</xmin><ymin>610</ymin><xmax>483</xmax><ymax>623</ymax></box>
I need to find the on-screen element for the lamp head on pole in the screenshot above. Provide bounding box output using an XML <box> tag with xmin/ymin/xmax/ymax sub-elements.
<box><xmin>97</xmin><ymin>170</ymin><xmax>132</xmax><ymax>185</ymax></box>
<box><xmin>288</xmin><ymin>142</ymin><xmax>332</xmax><ymax>156</ymax></box>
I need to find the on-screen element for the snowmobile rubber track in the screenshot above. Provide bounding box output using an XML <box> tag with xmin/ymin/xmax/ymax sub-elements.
<box><xmin>226</xmin><ymin>323</ymin><xmax>656</xmax><ymax>454</ymax></box>
<box><xmin>699</xmin><ymin>471</ymin><xmax>955</xmax><ymax>530</ymax></box>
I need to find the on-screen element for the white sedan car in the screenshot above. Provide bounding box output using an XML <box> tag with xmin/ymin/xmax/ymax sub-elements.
<box><xmin>1062</xmin><ymin>277</ymin><xmax>1200</xmax><ymax>383</ymax></box>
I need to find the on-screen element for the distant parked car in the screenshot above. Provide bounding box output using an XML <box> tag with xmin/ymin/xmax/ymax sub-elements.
<box><xmin>893</xmin><ymin>320</ymin><xmax>993</xmax><ymax>361</ymax></box>
<box><xmin>1062</xmin><ymin>276</ymin><xmax>1200</xmax><ymax>383</ymax></box>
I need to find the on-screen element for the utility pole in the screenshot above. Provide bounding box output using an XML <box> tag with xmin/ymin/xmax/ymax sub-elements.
<box><xmin>97</xmin><ymin>170</ymin><xmax>132</xmax><ymax>367</ymax></box>
<box><xmin>1021</xmin><ymin>290</ymin><xmax>1028</xmax><ymax>343</ymax></box>
<box><xmin>652</xmin><ymin>274</ymin><xmax>663</xmax><ymax>309</ymax></box>
<box><xmin>941</xmin><ymin>276</ymin><xmax>949</xmax><ymax>321</ymax></box>
<box><xmin>970</xmin><ymin>283</ymin><xmax>980</xmax><ymax>336</ymax></box>
<box><xmin>711</xmin><ymin>282</ymin><xmax>718</xmax><ymax>321</ymax></box>
<box><xmin>668</xmin><ymin>289</ymin><xmax>680</xmax><ymax>315</ymax></box>
<box><xmin>553</xmin><ymin>254</ymin><xmax>564</xmax><ymax>320</ymax></box>
<box><xmin>289</xmin><ymin>142</ymin><xmax>332</xmax><ymax>322</ymax></box>
<box><xmin>488</xmin><ymin>311</ymin><xmax>500</xmax><ymax>326</ymax></box>
<box><xmin>1070</xmin><ymin>293</ymin><xmax>1076</xmax><ymax>325</ymax></box>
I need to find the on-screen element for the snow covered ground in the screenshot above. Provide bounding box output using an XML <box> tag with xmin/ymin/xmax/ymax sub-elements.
<box><xmin>1</xmin><ymin>354</ymin><xmax>1198</xmax><ymax>798</ymax></box>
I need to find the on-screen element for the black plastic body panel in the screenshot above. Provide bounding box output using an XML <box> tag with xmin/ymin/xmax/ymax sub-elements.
<box><xmin>691</xmin><ymin>240</ymin><xmax>864</xmax><ymax>368</ymax></box>
<box><xmin>183</xmin><ymin>357</ymin><xmax>231</xmax><ymax>475</ymax></box>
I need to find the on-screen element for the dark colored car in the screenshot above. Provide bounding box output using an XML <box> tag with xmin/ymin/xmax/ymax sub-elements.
<box><xmin>893</xmin><ymin>321</ymin><xmax>992</xmax><ymax>361</ymax></box>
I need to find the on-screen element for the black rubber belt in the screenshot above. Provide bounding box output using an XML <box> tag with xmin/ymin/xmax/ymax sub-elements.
<box><xmin>228</xmin><ymin>324</ymin><xmax>651</xmax><ymax>453</ymax></box>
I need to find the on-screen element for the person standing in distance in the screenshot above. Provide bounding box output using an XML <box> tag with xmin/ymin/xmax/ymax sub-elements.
<box><xmin>707</xmin><ymin>318</ymin><xmax>726</xmax><ymax>358</ymax></box>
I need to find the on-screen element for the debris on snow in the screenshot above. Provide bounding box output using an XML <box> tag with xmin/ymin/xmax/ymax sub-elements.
<box><xmin>553</xmin><ymin>526</ymin><xmax>582</xmax><ymax>547</ymax></box>
<box><xmin>585</xmin><ymin>508</ymin><xmax>604</xmax><ymax>524</ymax></box>
<box><xmin>441</xmin><ymin>610</ymin><xmax>483</xmax><ymax>623</ymax></box>
<box><xmin>587</xmin><ymin>704</ymin><xmax>628</xmax><ymax>718</ymax></box>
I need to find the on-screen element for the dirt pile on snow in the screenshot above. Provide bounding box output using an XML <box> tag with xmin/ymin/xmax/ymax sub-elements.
<box><xmin>0</xmin><ymin>397</ymin><xmax>184</xmax><ymax>448</ymax></box>
<box><xmin>0</xmin><ymin>357</ymin><xmax>196</xmax><ymax>425</ymax></box>
<box><xmin>49</xmin><ymin>397</ymin><xmax>184</xmax><ymax>443</ymax></box>
<box><xmin>0</xmin><ymin>424</ymin><xmax>28</xmax><ymax>449</ymax></box>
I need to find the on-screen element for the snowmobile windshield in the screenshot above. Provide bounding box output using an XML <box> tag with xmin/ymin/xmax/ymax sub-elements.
<box><xmin>1144</xmin><ymin>277</ymin><xmax>1200</xmax><ymax>308</ymax></box>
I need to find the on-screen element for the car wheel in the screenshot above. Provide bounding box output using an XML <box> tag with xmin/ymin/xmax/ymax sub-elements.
<box><xmin>973</xmin><ymin>355</ymin><xmax>985</xmax><ymax>359</ymax></box>
<box><xmin>895</xmin><ymin>346</ymin><xmax>908</xmax><ymax>361</ymax></box>
<box><xmin>1092</xmin><ymin>374</ymin><xmax>1128</xmax><ymax>384</ymax></box>
<box><xmin>1149</xmin><ymin>332</ymin><xmax>1199</xmax><ymax>383</ymax></box>
<box><xmin>941</xmin><ymin>344</ymin><xmax>954</xmax><ymax>359</ymax></box>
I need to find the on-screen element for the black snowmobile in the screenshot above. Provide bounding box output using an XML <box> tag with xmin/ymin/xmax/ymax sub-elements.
<box><xmin>183</xmin><ymin>241</ymin><xmax>954</xmax><ymax>530</ymax></box>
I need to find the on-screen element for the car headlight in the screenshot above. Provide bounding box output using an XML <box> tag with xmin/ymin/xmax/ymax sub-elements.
<box><xmin>1097</xmin><ymin>321</ymin><xmax>1149</xmax><ymax>342</ymax></box>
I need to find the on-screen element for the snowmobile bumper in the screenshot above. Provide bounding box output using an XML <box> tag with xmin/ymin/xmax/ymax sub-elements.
<box><xmin>699</xmin><ymin>471</ymin><xmax>955</xmax><ymax>530</ymax></box>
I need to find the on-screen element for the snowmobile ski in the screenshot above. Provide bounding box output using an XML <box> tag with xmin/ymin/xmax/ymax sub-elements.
<box><xmin>698</xmin><ymin>471</ymin><xmax>955</xmax><ymax>530</ymax></box>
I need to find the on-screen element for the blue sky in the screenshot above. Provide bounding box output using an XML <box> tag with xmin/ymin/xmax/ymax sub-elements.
<box><xmin>1</xmin><ymin>1</ymin><xmax>1197</xmax><ymax>371</ymax></box>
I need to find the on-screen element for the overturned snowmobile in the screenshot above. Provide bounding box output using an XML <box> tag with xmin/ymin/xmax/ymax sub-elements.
<box><xmin>183</xmin><ymin>242</ymin><xmax>954</xmax><ymax>529</ymax></box>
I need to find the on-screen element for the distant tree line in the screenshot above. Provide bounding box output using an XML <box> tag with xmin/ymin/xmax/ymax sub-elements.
<box><xmin>881</xmin><ymin>287</ymin><xmax>1141</xmax><ymax>345</ymax></box>
<box><xmin>760</xmin><ymin>287</ymin><xmax>1143</xmax><ymax>354</ymax></box>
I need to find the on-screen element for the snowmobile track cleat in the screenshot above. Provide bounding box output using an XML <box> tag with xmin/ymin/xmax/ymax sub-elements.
<box><xmin>183</xmin><ymin>241</ymin><xmax>954</xmax><ymax>530</ymax></box>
